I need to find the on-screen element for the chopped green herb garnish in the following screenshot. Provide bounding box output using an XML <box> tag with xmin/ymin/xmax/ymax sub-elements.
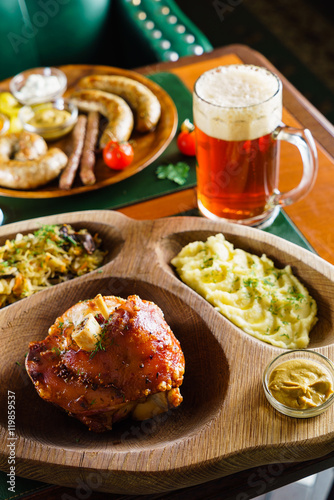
<box><xmin>67</xmin><ymin>236</ymin><xmax>77</xmax><ymax>246</ymax></box>
<box><xmin>201</xmin><ymin>256</ymin><xmax>215</xmax><ymax>269</ymax></box>
<box><xmin>51</xmin><ymin>347</ymin><xmax>62</xmax><ymax>356</ymax></box>
<box><xmin>90</xmin><ymin>331</ymin><xmax>106</xmax><ymax>358</ymax></box>
<box><xmin>263</xmin><ymin>278</ymin><xmax>275</xmax><ymax>286</ymax></box>
<box><xmin>243</xmin><ymin>278</ymin><xmax>259</xmax><ymax>288</ymax></box>
<box><xmin>286</xmin><ymin>286</ymin><xmax>305</xmax><ymax>304</ymax></box>
<box><xmin>34</xmin><ymin>224</ymin><xmax>57</xmax><ymax>238</ymax></box>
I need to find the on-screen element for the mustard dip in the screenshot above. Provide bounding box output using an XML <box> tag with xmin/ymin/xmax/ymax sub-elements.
<box><xmin>23</xmin><ymin>103</ymin><xmax>75</xmax><ymax>139</ymax></box>
<box><xmin>268</xmin><ymin>359</ymin><xmax>334</xmax><ymax>409</ymax></box>
<box><xmin>28</xmin><ymin>107</ymin><xmax>71</xmax><ymax>129</ymax></box>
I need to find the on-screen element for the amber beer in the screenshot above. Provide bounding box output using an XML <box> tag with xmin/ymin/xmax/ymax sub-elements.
<box><xmin>193</xmin><ymin>65</ymin><xmax>283</xmax><ymax>226</ymax></box>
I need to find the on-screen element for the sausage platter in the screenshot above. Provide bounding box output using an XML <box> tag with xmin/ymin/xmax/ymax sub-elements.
<box><xmin>0</xmin><ymin>66</ymin><xmax>178</xmax><ymax>198</ymax></box>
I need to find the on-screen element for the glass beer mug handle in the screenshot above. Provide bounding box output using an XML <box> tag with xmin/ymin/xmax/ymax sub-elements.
<box><xmin>273</xmin><ymin>125</ymin><xmax>318</xmax><ymax>206</ymax></box>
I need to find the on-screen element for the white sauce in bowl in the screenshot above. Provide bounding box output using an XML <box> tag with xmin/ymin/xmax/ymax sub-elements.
<box><xmin>18</xmin><ymin>74</ymin><xmax>62</xmax><ymax>102</ymax></box>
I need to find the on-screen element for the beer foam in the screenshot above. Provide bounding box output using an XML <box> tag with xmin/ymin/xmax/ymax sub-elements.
<box><xmin>193</xmin><ymin>65</ymin><xmax>282</xmax><ymax>141</ymax></box>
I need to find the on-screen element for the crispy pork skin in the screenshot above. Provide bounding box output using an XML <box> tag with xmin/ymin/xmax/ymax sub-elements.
<box><xmin>25</xmin><ymin>295</ymin><xmax>185</xmax><ymax>432</ymax></box>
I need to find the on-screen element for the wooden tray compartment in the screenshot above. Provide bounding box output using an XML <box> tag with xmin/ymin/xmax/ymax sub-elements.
<box><xmin>159</xmin><ymin>228</ymin><xmax>334</xmax><ymax>349</ymax></box>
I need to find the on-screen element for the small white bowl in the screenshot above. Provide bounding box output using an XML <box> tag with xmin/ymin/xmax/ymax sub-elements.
<box><xmin>10</xmin><ymin>67</ymin><xmax>67</xmax><ymax>106</ymax></box>
<box><xmin>263</xmin><ymin>349</ymin><xmax>334</xmax><ymax>418</ymax></box>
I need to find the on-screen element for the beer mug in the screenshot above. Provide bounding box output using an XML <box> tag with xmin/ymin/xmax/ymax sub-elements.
<box><xmin>193</xmin><ymin>65</ymin><xmax>318</xmax><ymax>228</ymax></box>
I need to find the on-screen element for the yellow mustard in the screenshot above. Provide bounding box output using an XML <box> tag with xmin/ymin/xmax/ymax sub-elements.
<box><xmin>29</xmin><ymin>107</ymin><xmax>71</xmax><ymax>129</ymax></box>
<box><xmin>268</xmin><ymin>359</ymin><xmax>334</xmax><ymax>409</ymax></box>
<box><xmin>24</xmin><ymin>103</ymin><xmax>75</xmax><ymax>139</ymax></box>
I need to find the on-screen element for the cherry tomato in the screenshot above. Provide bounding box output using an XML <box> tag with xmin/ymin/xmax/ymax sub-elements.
<box><xmin>103</xmin><ymin>140</ymin><xmax>134</xmax><ymax>170</ymax></box>
<box><xmin>177</xmin><ymin>119</ymin><xmax>196</xmax><ymax>156</ymax></box>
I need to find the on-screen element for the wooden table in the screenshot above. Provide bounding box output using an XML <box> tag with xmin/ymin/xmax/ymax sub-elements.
<box><xmin>3</xmin><ymin>45</ymin><xmax>334</xmax><ymax>499</ymax></box>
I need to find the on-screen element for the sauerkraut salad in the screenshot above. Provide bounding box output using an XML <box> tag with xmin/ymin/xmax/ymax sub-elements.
<box><xmin>0</xmin><ymin>224</ymin><xmax>106</xmax><ymax>308</ymax></box>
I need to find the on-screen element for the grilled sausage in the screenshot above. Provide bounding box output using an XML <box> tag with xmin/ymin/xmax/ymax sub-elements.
<box><xmin>78</xmin><ymin>75</ymin><xmax>161</xmax><ymax>133</ymax></box>
<box><xmin>0</xmin><ymin>131</ymin><xmax>67</xmax><ymax>190</ymax></box>
<box><xmin>70</xmin><ymin>89</ymin><xmax>134</xmax><ymax>148</ymax></box>
<box><xmin>0</xmin><ymin>149</ymin><xmax>68</xmax><ymax>189</ymax></box>
<box><xmin>0</xmin><ymin>130</ymin><xmax>47</xmax><ymax>162</ymax></box>
<box><xmin>80</xmin><ymin>111</ymin><xmax>99</xmax><ymax>186</ymax></box>
<box><xmin>59</xmin><ymin>115</ymin><xmax>87</xmax><ymax>190</ymax></box>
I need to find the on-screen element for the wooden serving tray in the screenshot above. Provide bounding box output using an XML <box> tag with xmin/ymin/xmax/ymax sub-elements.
<box><xmin>0</xmin><ymin>210</ymin><xmax>333</xmax><ymax>495</ymax></box>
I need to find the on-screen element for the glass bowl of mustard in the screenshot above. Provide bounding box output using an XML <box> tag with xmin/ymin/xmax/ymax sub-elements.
<box><xmin>19</xmin><ymin>98</ymin><xmax>78</xmax><ymax>140</ymax></box>
<box><xmin>10</xmin><ymin>67</ymin><xmax>67</xmax><ymax>106</ymax></box>
<box><xmin>263</xmin><ymin>349</ymin><xmax>334</xmax><ymax>418</ymax></box>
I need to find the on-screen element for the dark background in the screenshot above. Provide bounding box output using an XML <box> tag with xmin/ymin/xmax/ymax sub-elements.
<box><xmin>174</xmin><ymin>0</ymin><xmax>334</xmax><ymax>125</ymax></box>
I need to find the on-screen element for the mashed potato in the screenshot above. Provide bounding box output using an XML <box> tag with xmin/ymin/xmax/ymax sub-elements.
<box><xmin>171</xmin><ymin>234</ymin><xmax>317</xmax><ymax>349</ymax></box>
